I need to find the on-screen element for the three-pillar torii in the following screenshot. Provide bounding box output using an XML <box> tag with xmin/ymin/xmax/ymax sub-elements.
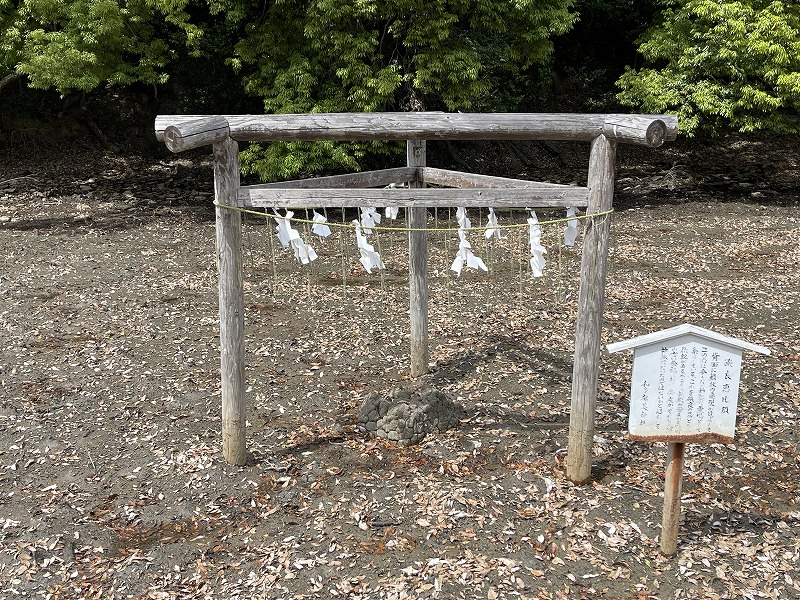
<box><xmin>154</xmin><ymin>112</ymin><xmax>678</xmax><ymax>483</ymax></box>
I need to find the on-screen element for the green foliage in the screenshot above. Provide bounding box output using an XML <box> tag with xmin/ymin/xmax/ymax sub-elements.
<box><xmin>224</xmin><ymin>0</ymin><xmax>576</xmax><ymax>180</ymax></box>
<box><xmin>0</xmin><ymin>0</ymin><xmax>201</xmax><ymax>94</ymax></box>
<box><xmin>1</xmin><ymin>0</ymin><xmax>582</xmax><ymax>177</ymax></box>
<box><xmin>240</xmin><ymin>140</ymin><xmax>402</xmax><ymax>182</ymax></box>
<box><xmin>617</xmin><ymin>0</ymin><xmax>800</xmax><ymax>134</ymax></box>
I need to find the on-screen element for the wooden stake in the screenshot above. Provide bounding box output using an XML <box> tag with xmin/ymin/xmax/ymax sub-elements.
<box><xmin>661</xmin><ymin>442</ymin><xmax>685</xmax><ymax>556</ymax></box>
<box><xmin>407</xmin><ymin>140</ymin><xmax>429</xmax><ymax>377</ymax></box>
<box><xmin>267</xmin><ymin>211</ymin><xmax>277</xmax><ymax>294</ymax></box>
<box><xmin>566</xmin><ymin>134</ymin><xmax>617</xmax><ymax>484</ymax></box>
<box><xmin>213</xmin><ymin>137</ymin><xmax>248</xmax><ymax>466</ymax></box>
<box><xmin>340</xmin><ymin>207</ymin><xmax>348</xmax><ymax>297</ymax></box>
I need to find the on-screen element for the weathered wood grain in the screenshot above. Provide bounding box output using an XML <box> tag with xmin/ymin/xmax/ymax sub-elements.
<box><xmin>407</xmin><ymin>140</ymin><xmax>429</xmax><ymax>378</ymax></box>
<box><xmin>566</xmin><ymin>134</ymin><xmax>617</xmax><ymax>484</ymax></box>
<box><xmin>247</xmin><ymin>167</ymin><xmax>419</xmax><ymax>190</ymax></box>
<box><xmin>164</xmin><ymin>116</ymin><xmax>230</xmax><ymax>152</ymax></box>
<box><xmin>421</xmin><ymin>167</ymin><xmax>581</xmax><ymax>190</ymax></box>
<box><xmin>213</xmin><ymin>137</ymin><xmax>248</xmax><ymax>466</ymax></box>
<box><xmin>602</xmin><ymin>116</ymin><xmax>667</xmax><ymax>148</ymax></box>
<box><xmin>238</xmin><ymin>187</ymin><xmax>590</xmax><ymax>209</ymax></box>
<box><xmin>661</xmin><ymin>442</ymin><xmax>685</xmax><ymax>556</ymax></box>
<box><xmin>156</xmin><ymin>113</ymin><xmax>678</xmax><ymax>147</ymax></box>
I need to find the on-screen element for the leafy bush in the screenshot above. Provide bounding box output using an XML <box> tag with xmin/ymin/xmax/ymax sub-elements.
<box><xmin>0</xmin><ymin>0</ymin><xmax>204</xmax><ymax>94</ymax></box>
<box><xmin>221</xmin><ymin>0</ymin><xmax>576</xmax><ymax>180</ymax></box>
<box><xmin>617</xmin><ymin>0</ymin><xmax>800</xmax><ymax>135</ymax></box>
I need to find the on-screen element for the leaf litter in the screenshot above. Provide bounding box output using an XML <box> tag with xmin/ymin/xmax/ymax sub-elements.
<box><xmin>0</xmin><ymin>140</ymin><xmax>798</xmax><ymax>599</ymax></box>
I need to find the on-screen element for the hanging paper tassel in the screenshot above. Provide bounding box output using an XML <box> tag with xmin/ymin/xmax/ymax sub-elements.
<box><xmin>451</xmin><ymin>207</ymin><xmax>488</xmax><ymax>276</ymax></box>
<box><xmin>528</xmin><ymin>210</ymin><xmax>547</xmax><ymax>277</ymax></box>
<box><xmin>563</xmin><ymin>207</ymin><xmax>579</xmax><ymax>247</ymax></box>
<box><xmin>384</xmin><ymin>183</ymin><xmax>402</xmax><ymax>220</ymax></box>
<box><xmin>274</xmin><ymin>210</ymin><xmax>317</xmax><ymax>265</ymax></box>
<box><xmin>359</xmin><ymin>206</ymin><xmax>381</xmax><ymax>233</ymax></box>
<box><xmin>274</xmin><ymin>209</ymin><xmax>294</xmax><ymax>248</ymax></box>
<box><xmin>294</xmin><ymin>238</ymin><xmax>318</xmax><ymax>265</ymax></box>
<box><xmin>484</xmin><ymin>207</ymin><xmax>504</xmax><ymax>240</ymax></box>
<box><xmin>311</xmin><ymin>210</ymin><xmax>332</xmax><ymax>238</ymax></box>
<box><xmin>353</xmin><ymin>220</ymin><xmax>384</xmax><ymax>273</ymax></box>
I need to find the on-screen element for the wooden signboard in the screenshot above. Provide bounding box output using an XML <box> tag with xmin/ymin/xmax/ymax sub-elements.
<box><xmin>607</xmin><ymin>324</ymin><xmax>770</xmax><ymax>556</ymax></box>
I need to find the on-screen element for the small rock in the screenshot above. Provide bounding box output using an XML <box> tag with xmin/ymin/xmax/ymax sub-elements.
<box><xmin>62</xmin><ymin>539</ymin><xmax>75</xmax><ymax>564</ymax></box>
<box><xmin>276</xmin><ymin>487</ymin><xmax>299</xmax><ymax>509</ymax></box>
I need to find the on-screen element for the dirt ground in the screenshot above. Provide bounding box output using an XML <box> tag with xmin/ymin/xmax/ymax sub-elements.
<box><xmin>0</xmin><ymin>133</ymin><xmax>799</xmax><ymax>599</ymax></box>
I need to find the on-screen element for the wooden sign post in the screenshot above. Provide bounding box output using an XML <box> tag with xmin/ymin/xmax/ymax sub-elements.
<box><xmin>607</xmin><ymin>324</ymin><xmax>770</xmax><ymax>555</ymax></box>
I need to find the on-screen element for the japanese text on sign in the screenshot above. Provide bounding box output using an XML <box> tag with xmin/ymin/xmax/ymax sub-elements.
<box><xmin>628</xmin><ymin>337</ymin><xmax>742</xmax><ymax>443</ymax></box>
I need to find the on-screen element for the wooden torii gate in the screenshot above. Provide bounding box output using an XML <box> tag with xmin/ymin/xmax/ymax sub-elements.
<box><xmin>154</xmin><ymin>112</ymin><xmax>677</xmax><ymax>483</ymax></box>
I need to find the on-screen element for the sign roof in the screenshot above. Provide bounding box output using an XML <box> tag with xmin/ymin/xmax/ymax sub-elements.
<box><xmin>606</xmin><ymin>324</ymin><xmax>770</xmax><ymax>355</ymax></box>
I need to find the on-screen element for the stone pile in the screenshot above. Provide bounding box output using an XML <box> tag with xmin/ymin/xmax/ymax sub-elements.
<box><xmin>358</xmin><ymin>387</ymin><xmax>463</xmax><ymax>446</ymax></box>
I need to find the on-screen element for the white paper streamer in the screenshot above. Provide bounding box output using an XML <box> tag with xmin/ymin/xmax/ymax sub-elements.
<box><xmin>451</xmin><ymin>207</ymin><xmax>488</xmax><ymax>276</ymax></box>
<box><xmin>484</xmin><ymin>207</ymin><xmax>504</xmax><ymax>240</ymax></box>
<box><xmin>311</xmin><ymin>211</ymin><xmax>332</xmax><ymax>237</ymax></box>
<box><xmin>274</xmin><ymin>210</ymin><xmax>317</xmax><ymax>265</ymax></box>
<box><xmin>528</xmin><ymin>210</ymin><xmax>547</xmax><ymax>277</ymax></box>
<box><xmin>384</xmin><ymin>183</ymin><xmax>402</xmax><ymax>219</ymax></box>
<box><xmin>359</xmin><ymin>206</ymin><xmax>381</xmax><ymax>233</ymax></box>
<box><xmin>353</xmin><ymin>220</ymin><xmax>384</xmax><ymax>273</ymax></box>
<box><xmin>563</xmin><ymin>207</ymin><xmax>579</xmax><ymax>247</ymax></box>
<box><xmin>294</xmin><ymin>238</ymin><xmax>318</xmax><ymax>264</ymax></box>
<box><xmin>274</xmin><ymin>209</ymin><xmax>294</xmax><ymax>248</ymax></box>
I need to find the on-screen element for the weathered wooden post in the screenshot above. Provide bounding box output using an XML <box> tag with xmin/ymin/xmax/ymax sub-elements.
<box><xmin>213</xmin><ymin>136</ymin><xmax>248</xmax><ymax>465</ymax></box>
<box><xmin>661</xmin><ymin>441</ymin><xmax>685</xmax><ymax>555</ymax></box>
<box><xmin>407</xmin><ymin>140</ymin><xmax>429</xmax><ymax>377</ymax></box>
<box><xmin>566</xmin><ymin>133</ymin><xmax>617</xmax><ymax>484</ymax></box>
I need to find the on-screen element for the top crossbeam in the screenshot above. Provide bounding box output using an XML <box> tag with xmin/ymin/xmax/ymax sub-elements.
<box><xmin>155</xmin><ymin>113</ymin><xmax>679</xmax><ymax>153</ymax></box>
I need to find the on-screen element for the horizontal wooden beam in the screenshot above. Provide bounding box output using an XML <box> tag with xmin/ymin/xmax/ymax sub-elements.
<box><xmin>155</xmin><ymin>113</ymin><xmax>678</xmax><ymax>148</ymax></box>
<box><xmin>421</xmin><ymin>167</ymin><xmax>576</xmax><ymax>190</ymax></box>
<box><xmin>163</xmin><ymin>116</ymin><xmax>230</xmax><ymax>152</ymax></box>
<box><xmin>248</xmin><ymin>167</ymin><xmax>419</xmax><ymax>190</ymax></box>
<box><xmin>238</xmin><ymin>186</ymin><xmax>589</xmax><ymax>209</ymax></box>
<box><xmin>603</xmin><ymin>115</ymin><xmax>669</xmax><ymax>147</ymax></box>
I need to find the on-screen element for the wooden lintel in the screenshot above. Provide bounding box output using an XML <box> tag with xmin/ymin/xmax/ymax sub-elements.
<box><xmin>247</xmin><ymin>167</ymin><xmax>419</xmax><ymax>190</ymax></box>
<box><xmin>238</xmin><ymin>186</ymin><xmax>589</xmax><ymax>209</ymax></box>
<box><xmin>156</xmin><ymin>113</ymin><xmax>679</xmax><ymax>147</ymax></box>
<box><xmin>421</xmin><ymin>167</ymin><xmax>578</xmax><ymax>190</ymax></box>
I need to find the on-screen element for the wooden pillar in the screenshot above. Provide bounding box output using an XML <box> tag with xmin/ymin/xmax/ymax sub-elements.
<box><xmin>566</xmin><ymin>134</ymin><xmax>617</xmax><ymax>483</ymax></box>
<box><xmin>213</xmin><ymin>136</ymin><xmax>248</xmax><ymax>465</ymax></box>
<box><xmin>407</xmin><ymin>140</ymin><xmax>429</xmax><ymax>377</ymax></box>
<box><xmin>661</xmin><ymin>442</ymin><xmax>685</xmax><ymax>555</ymax></box>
